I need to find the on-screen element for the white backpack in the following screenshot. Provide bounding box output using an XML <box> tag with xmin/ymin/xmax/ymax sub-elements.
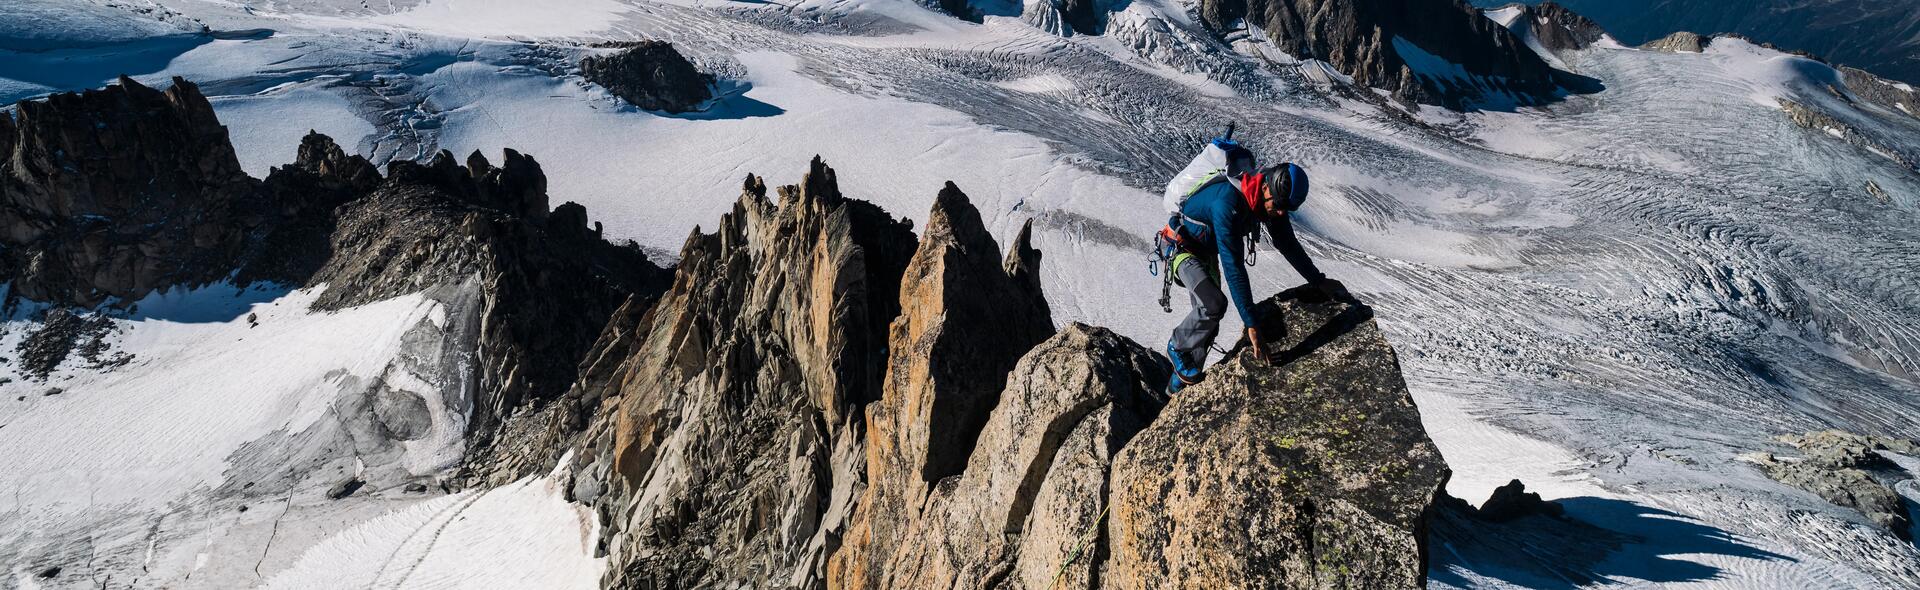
<box><xmin>1162</xmin><ymin>137</ymin><xmax>1255</xmax><ymax>218</ymax></box>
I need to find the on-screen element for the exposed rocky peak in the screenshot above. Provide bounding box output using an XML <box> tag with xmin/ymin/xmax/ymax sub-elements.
<box><xmin>543</xmin><ymin>158</ymin><xmax>918</xmax><ymax>588</ymax></box>
<box><xmin>580</xmin><ymin>40</ymin><xmax>715</xmax><ymax>114</ymax></box>
<box><xmin>1107</xmin><ymin>287</ymin><xmax>1450</xmax><ymax>587</ymax></box>
<box><xmin>0</xmin><ymin>76</ymin><xmax>256</xmax><ymax>307</ymax></box>
<box><xmin>873</xmin><ymin>181</ymin><xmax>1057</xmax><ymax>490</ymax></box>
<box><xmin>833</xmin><ymin>182</ymin><xmax>1058</xmax><ymax>588</ymax></box>
<box><xmin>291</xmin><ymin>129</ymin><xmax>381</xmax><ymax>190</ymax></box>
<box><xmin>1196</xmin><ymin>0</ymin><xmax>1565</xmax><ymax>108</ymax></box>
<box><xmin>1496</xmin><ymin>1</ymin><xmax>1610</xmax><ymax>53</ymax></box>
<box><xmin>380</xmin><ymin>147</ymin><xmax>551</xmax><ymax>222</ymax></box>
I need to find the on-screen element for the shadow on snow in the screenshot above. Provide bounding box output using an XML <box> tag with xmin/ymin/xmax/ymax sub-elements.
<box><xmin>1430</xmin><ymin>495</ymin><xmax>1795</xmax><ymax>588</ymax></box>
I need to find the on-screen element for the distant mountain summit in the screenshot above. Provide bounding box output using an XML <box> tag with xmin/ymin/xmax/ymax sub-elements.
<box><xmin>1194</xmin><ymin>0</ymin><xmax>1572</xmax><ymax>108</ymax></box>
<box><xmin>1474</xmin><ymin>0</ymin><xmax>1920</xmax><ymax>84</ymax></box>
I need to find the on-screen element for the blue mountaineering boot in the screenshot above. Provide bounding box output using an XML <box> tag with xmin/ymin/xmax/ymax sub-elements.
<box><xmin>1166</xmin><ymin>340</ymin><xmax>1205</xmax><ymax>394</ymax></box>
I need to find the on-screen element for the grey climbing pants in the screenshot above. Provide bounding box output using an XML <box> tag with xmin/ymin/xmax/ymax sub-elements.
<box><xmin>1170</xmin><ymin>256</ymin><xmax>1227</xmax><ymax>365</ymax></box>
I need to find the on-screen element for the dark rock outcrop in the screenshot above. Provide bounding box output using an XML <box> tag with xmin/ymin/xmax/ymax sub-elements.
<box><xmin>1528</xmin><ymin>2</ymin><xmax>1609</xmax><ymax>52</ymax></box>
<box><xmin>580</xmin><ymin>41</ymin><xmax>714</xmax><ymax>113</ymax></box>
<box><xmin>1496</xmin><ymin>2</ymin><xmax>1610</xmax><ymax>53</ymax></box>
<box><xmin>1747</xmin><ymin>430</ymin><xmax>1918</xmax><ymax>540</ymax></box>
<box><xmin>298</xmin><ymin>145</ymin><xmax>667</xmax><ymax>455</ymax></box>
<box><xmin>1476</xmin><ymin>478</ymin><xmax>1565</xmax><ymax>521</ymax></box>
<box><xmin>1642</xmin><ymin>31</ymin><xmax>1708</xmax><ymax>53</ymax></box>
<box><xmin>1841</xmin><ymin>66</ymin><xmax>1920</xmax><ymax>122</ymax></box>
<box><xmin>1107</xmin><ymin>286</ymin><xmax>1450</xmax><ymax>588</ymax></box>
<box><xmin>1058</xmin><ymin>0</ymin><xmax>1103</xmax><ymax>36</ymax></box>
<box><xmin>1</xmin><ymin>77</ymin><xmax>671</xmax><ymax>472</ymax></box>
<box><xmin>1196</xmin><ymin>0</ymin><xmax>1565</xmax><ymax>108</ymax></box>
<box><xmin>0</xmin><ymin>76</ymin><xmax>256</xmax><ymax>307</ymax></box>
<box><xmin>16</xmin><ymin>308</ymin><xmax>124</xmax><ymax>379</ymax></box>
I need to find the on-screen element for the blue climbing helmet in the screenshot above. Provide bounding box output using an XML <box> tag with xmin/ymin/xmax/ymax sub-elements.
<box><xmin>1260</xmin><ymin>162</ymin><xmax>1310</xmax><ymax>212</ymax></box>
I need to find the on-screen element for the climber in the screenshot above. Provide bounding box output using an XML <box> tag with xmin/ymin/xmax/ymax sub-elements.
<box><xmin>1161</xmin><ymin>162</ymin><xmax>1350</xmax><ymax>394</ymax></box>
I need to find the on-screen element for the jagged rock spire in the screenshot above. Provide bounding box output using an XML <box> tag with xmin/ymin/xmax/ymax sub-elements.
<box><xmin>833</xmin><ymin>180</ymin><xmax>1057</xmax><ymax>588</ymax></box>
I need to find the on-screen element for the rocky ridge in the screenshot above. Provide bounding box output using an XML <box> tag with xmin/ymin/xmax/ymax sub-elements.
<box><xmin>1</xmin><ymin>77</ymin><xmax>672</xmax><ymax>465</ymax></box>
<box><xmin>1194</xmin><ymin>0</ymin><xmax>1568</xmax><ymax>108</ymax></box>
<box><xmin>1494</xmin><ymin>1</ymin><xmax>1610</xmax><ymax>53</ymax></box>
<box><xmin>515</xmin><ymin>154</ymin><xmax>1452</xmax><ymax>588</ymax></box>
<box><xmin>1641</xmin><ymin>31</ymin><xmax>1708</xmax><ymax>53</ymax></box>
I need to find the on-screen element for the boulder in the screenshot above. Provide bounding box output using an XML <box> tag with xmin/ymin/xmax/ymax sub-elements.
<box><xmin>580</xmin><ymin>40</ymin><xmax>714</xmax><ymax>113</ymax></box>
<box><xmin>1107</xmin><ymin>286</ymin><xmax>1450</xmax><ymax>588</ymax></box>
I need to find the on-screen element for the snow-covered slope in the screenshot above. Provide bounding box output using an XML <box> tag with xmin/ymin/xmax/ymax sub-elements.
<box><xmin>3</xmin><ymin>0</ymin><xmax>1919</xmax><ymax>588</ymax></box>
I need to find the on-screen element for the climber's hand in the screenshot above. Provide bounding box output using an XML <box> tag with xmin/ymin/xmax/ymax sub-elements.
<box><xmin>1247</xmin><ymin>327</ymin><xmax>1269</xmax><ymax>363</ymax></box>
<box><xmin>1316</xmin><ymin>278</ymin><xmax>1354</xmax><ymax>303</ymax></box>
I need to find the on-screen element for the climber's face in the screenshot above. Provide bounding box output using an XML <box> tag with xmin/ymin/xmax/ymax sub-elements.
<box><xmin>1258</xmin><ymin>182</ymin><xmax>1287</xmax><ymax>217</ymax></box>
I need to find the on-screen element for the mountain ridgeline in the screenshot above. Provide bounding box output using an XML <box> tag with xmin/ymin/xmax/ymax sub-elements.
<box><xmin>2</xmin><ymin>76</ymin><xmax>1453</xmax><ymax>588</ymax></box>
<box><xmin>1195</xmin><ymin>0</ymin><xmax>1568</xmax><ymax>107</ymax></box>
<box><xmin>945</xmin><ymin>0</ymin><xmax>1588</xmax><ymax>108</ymax></box>
<box><xmin>1477</xmin><ymin>0</ymin><xmax>1920</xmax><ymax>85</ymax></box>
<box><xmin>0</xmin><ymin>76</ymin><xmax>674</xmax><ymax>458</ymax></box>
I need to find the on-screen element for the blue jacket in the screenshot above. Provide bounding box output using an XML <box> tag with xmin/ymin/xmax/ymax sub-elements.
<box><xmin>1178</xmin><ymin>180</ymin><xmax>1326</xmax><ymax>326</ymax></box>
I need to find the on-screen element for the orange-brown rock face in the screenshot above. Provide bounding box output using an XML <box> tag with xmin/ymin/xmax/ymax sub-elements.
<box><xmin>831</xmin><ymin>181</ymin><xmax>1056</xmax><ymax>589</ymax></box>
<box><xmin>562</xmin><ymin>158</ymin><xmax>919</xmax><ymax>589</ymax></box>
